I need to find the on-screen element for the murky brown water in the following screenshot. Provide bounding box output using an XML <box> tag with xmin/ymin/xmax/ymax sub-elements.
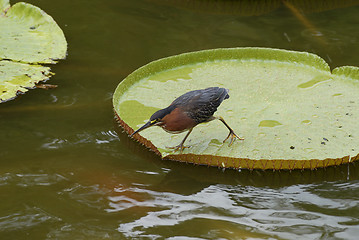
<box><xmin>1</xmin><ymin>0</ymin><xmax>359</xmax><ymax>239</ymax></box>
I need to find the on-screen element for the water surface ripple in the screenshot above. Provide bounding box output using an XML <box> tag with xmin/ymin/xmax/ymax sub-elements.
<box><xmin>108</xmin><ymin>181</ymin><xmax>359</xmax><ymax>239</ymax></box>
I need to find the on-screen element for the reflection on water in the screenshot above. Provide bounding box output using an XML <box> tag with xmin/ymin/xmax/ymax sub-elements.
<box><xmin>0</xmin><ymin>173</ymin><xmax>67</xmax><ymax>187</ymax></box>
<box><xmin>0</xmin><ymin>207</ymin><xmax>61</xmax><ymax>232</ymax></box>
<box><xmin>1</xmin><ymin>0</ymin><xmax>359</xmax><ymax>239</ymax></box>
<box><xmin>41</xmin><ymin>130</ymin><xmax>119</xmax><ymax>149</ymax></box>
<box><xmin>0</xmin><ymin>161</ymin><xmax>359</xmax><ymax>239</ymax></box>
<box><xmin>109</xmin><ymin>181</ymin><xmax>359</xmax><ymax>239</ymax></box>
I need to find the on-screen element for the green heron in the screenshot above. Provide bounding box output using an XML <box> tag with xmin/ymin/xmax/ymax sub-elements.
<box><xmin>130</xmin><ymin>87</ymin><xmax>243</xmax><ymax>152</ymax></box>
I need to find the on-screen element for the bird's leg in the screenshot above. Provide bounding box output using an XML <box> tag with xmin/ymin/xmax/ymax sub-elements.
<box><xmin>217</xmin><ymin>116</ymin><xmax>244</xmax><ymax>146</ymax></box>
<box><xmin>167</xmin><ymin>128</ymin><xmax>193</xmax><ymax>153</ymax></box>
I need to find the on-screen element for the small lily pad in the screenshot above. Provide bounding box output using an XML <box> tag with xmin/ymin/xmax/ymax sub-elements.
<box><xmin>0</xmin><ymin>60</ymin><xmax>52</xmax><ymax>101</ymax></box>
<box><xmin>0</xmin><ymin>0</ymin><xmax>67</xmax><ymax>103</ymax></box>
<box><xmin>113</xmin><ymin>47</ymin><xmax>359</xmax><ymax>170</ymax></box>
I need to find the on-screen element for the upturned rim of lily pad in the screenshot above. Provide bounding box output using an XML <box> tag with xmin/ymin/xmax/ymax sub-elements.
<box><xmin>113</xmin><ymin>47</ymin><xmax>359</xmax><ymax>170</ymax></box>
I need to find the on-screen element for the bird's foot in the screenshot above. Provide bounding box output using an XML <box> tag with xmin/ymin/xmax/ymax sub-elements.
<box><xmin>223</xmin><ymin>130</ymin><xmax>244</xmax><ymax>146</ymax></box>
<box><xmin>167</xmin><ymin>144</ymin><xmax>190</xmax><ymax>153</ymax></box>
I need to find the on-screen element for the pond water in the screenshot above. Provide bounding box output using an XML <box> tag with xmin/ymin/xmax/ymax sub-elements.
<box><xmin>1</xmin><ymin>0</ymin><xmax>359</xmax><ymax>239</ymax></box>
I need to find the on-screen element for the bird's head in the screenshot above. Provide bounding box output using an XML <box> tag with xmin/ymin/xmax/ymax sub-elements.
<box><xmin>130</xmin><ymin>107</ymin><xmax>173</xmax><ymax>137</ymax></box>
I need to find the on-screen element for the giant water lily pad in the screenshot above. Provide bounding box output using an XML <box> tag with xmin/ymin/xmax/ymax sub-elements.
<box><xmin>113</xmin><ymin>47</ymin><xmax>359</xmax><ymax>170</ymax></box>
<box><xmin>0</xmin><ymin>0</ymin><xmax>67</xmax><ymax>102</ymax></box>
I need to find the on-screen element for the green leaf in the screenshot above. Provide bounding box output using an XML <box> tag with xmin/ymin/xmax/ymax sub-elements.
<box><xmin>0</xmin><ymin>0</ymin><xmax>10</xmax><ymax>12</ymax></box>
<box><xmin>0</xmin><ymin>0</ymin><xmax>67</xmax><ymax>103</ymax></box>
<box><xmin>0</xmin><ymin>60</ymin><xmax>51</xmax><ymax>102</ymax></box>
<box><xmin>113</xmin><ymin>47</ymin><xmax>359</xmax><ymax>170</ymax></box>
<box><xmin>0</xmin><ymin>1</ymin><xmax>67</xmax><ymax>63</ymax></box>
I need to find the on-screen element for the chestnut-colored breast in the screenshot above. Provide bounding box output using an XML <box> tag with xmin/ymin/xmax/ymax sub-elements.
<box><xmin>159</xmin><ymin>107</ymin><xmax>196</xmax><ymax>133</ymax></box>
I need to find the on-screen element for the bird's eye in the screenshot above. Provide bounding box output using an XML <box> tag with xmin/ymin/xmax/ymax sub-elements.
<box><xmin>151</xmin><ymin>119</ymin><xmax>159</xmax><ymax>124</ymax></box>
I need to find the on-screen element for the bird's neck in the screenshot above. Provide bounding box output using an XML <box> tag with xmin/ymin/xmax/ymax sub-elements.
<box><xmin>163</xmin><ymin>104</ymin><xmax>176</xmax><ymax>115</ymax></box>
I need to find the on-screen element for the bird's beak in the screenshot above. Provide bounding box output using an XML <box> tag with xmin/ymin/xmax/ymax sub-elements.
<box><xmin>130</xmin><ymin>120</ymin><xmax>155</xmax><ymax>137</ymax></box>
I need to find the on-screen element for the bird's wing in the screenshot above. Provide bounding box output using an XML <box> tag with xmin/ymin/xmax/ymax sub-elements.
<box><xmin>172</xmin><ymin>87</ymin><xmax>229</xmax><ymax>123</ymax></box>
